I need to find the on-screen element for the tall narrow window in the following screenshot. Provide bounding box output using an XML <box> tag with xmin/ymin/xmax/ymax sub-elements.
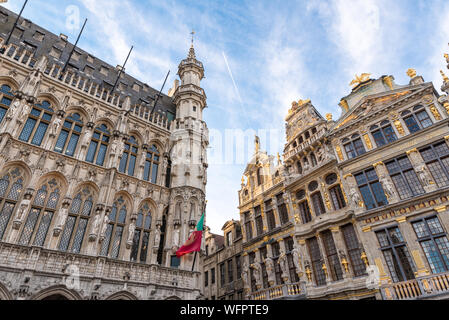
<box><xmin>376</xmin><ymin>226</ymin><xmax>416</xmax><ymax>282</ymax></box>
<box><xmin>58</xmin><ymin>186</ymin><xmax>95</xmax><ymax>253</ymax></box>
<box><xmin>260</xmin><ymin>247</ymin><xmax>268</xmax><ymax>288</ymax></box>
<box><xmin>311</xmin><ymin>192</ymin><xmax>326</xmax><ymax>216</ymax></box>
<box><xmin>401</xmin><ymin>105</ymin><xmax>433</xmax><ymax>133</ymax></box>
<box><xmin>54</xmin><ymin>112</ymin><xmax>83</xmax><ymax>156</ymax></box>
<box><xmin>310</xmin><ymin>153</ymin><xmax>317</xmax><ymax>167</ymax></box>
<box><xmin>143</xmin><ymin>144</ymin><xmax>160</xmax><ymax>184</ymax></box>
<box><xmin>130</xmin><ymin>202</ymin><xmax>152</xmax><ymax>262</ymax></box>
<box><xmin>100</xmin><ymin>196</ymin><xmax>127</xmax><ymax>258</ymax></box>
<box><xmin>19</xmin><ymin>100</ymin><xmax>54</xmax><ymax>146</ymax></box>
<box><xmin>0</xmin><ymin>84</ymin><xmax>14</xmax><ymax>125</ymax></box>
<box><xmin>85</xmin><ymin>124</ymin><xmax>110</xmax><ymax>166</ymax></box>
<box><xmin>254</xmin><ymin>206</ymin><xmax>263</xmax><ymax>236</ymax></box>
<box><xmin>341</xmin><ymin>224</ymin><xmax>366</xmax><ymax>277</ymax></box>
<box><xmin>385</xmin><ymin>156</ymin><xmax>424</xmax><ymax>199</ymax></box>
<box><xmin>19</xmin><ymin>178</ymin><xmax>61</xmax><ymax>246</ymax></box>
<box><xmin>412</xmin><ymin>216</ymin><xmax>449</xmax><ymax>274</ymax></box>
<box><xmin>119</xmin><ymin>135</ymin><xmax>139</xmax><ymax>176</ymax></box>
<box><xmin>321</xmin><ymin>230</ymin><xmax>343</xmax><ymax>281</ymax></box>
<box><xmin>220</xmin><ymin>262</ymin><xmax>226</xmax><ymax>287</ymax></box>
<box><xmin>307</xmin><ymin>237</ymin><xmax>326</xmax><ymax>286</ymax></box>
<box><xmin>419</xmin><ymin>141</ymin><xmax>449</xmax><ymax>187</ymax></box>
<box><xmin>276</xmin><ymin>193</ymin><xmax>289</xmax><ymax>224</ymax></box>
<box><xmin>298</xmin><ymin>201</ymin><xmax>312</xmax><ymax>224</ymax></box>
<box><xmin>271</xmin><ymin>242</ymin><xmax>283</xmax><ymax>285</ymax></box>
<box><xmin>370</xmin><ymin>120</ymin><xmax>397</xmax><ymax>147</ymax></box>
<box><xmin>329</xmin><ymin>185</ymin><xmax>346</xmax><ymax>210</ymax></box>
<box><xmin>342</xmin><ymin>133</ymin><xmax>366</xmax><ymax>159</ymax></box>
<box><xmin>355</xmin><ymin>168</ymin><xmax>388</xmax><ymax>209</ymax></box>
<box><xmin>249</xmin><ymin>252</ymin><xmax>256</xmax><ymax>291</ymax></box>
<box><xmin>256</xmin><ymin>167</ymin><xmax>263</xmax><ymax>185</ymax></box>
<box><xmin>244</xmin><ymin>211</ymin><xmax>253</xmax><ymax>240</ymax></box>
<box><xmin>0</xmin><ymin>167</ymin><xmax>24</xmax><ymax>240</ymax></box>
<box><xmin>227</xmin><ymin>259</ymin><xmax>234</xmax><ymax>283</ymax></box>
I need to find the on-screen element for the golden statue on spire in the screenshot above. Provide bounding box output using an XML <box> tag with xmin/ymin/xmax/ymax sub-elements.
<box><xmin>406</xmin><ymin>68</ymin><xmax>417</xmax><ymax>79</ymax></box>
<box><xmin>441</xmin><ymin>70</ymin><xmax>449</xmax><ymax>82</ymax></box>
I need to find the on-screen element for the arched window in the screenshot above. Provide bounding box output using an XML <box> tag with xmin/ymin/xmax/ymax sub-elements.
<box><xmin>19</xmin><ymin>178</ymin><xmax>61</xmax><ymax>246</ymax></box>
<box><xmin>401</xmin><ymin>105</ymin><xmax>433</xmax><ymax>133</ymax></box>
<box><xmin>85</xmin><ymin>123</ymin><xmax>110</xmax><ymax>166</ymax></box>
<box><xmin>310</xmin><ymin>153</ymin><xmax>317</xmax><ymax>166</ymax></box>
<box><xmin>325</xmin><ymin>173</ymin><xmax>346</xmax><ymax>210</ymax></box>
<box><xmin>143</xmin><ymin>144</ymin><xmax>160</xmax><ymax>183</ymax></box>
<box><xmin>305</xmin><ymin>131</ymin><xmax>310</xmax><ymax>139</ymax></box>
<box><xmin>311</xmin><ymin>192</ymin><xmax>326</xmax><ymax>216</ymax></box>
<box><xmin>343</xmin><ymin>133</ymin><xmax>366</xmax><ymax>159</ymax></box>
<box><xmin>130</xmin><ymin>202</ymin><xmax>152</xmax><ymax>263</ymax></box>
<box><xmin>308</xmin><ymin>181</ymin><xmax>318</xmax><ymax>192</ymax></box>
<box><xmin>100</xmin><ymin>195</ymin><xmax>127</xmax><ymax>258</ymax></box>
<box><xmin>256</xmin><ymin>167</ymin><xmax>263</xmax><ymax>185</ymax></box>
<box><xmin>54</xmin><ymin>112</ymin><xmax>83</xmax><ymax>156</ymax></box>
<box><xmin>58</xmin><ymin>186</ymin><xmax>95</xmax><ymax>253</ymax></box>
<box><xmin>18</xmin><ymin>100</ymin><xmax>54</xmax><ymax>146</ymax></box>
<box><xmin>119</xmin><ymin>136</ymin><xmax>139</xmax><ymax>176</ymax></box>
<box><xmin>0</xmin><ymin>167</ymin><xmax>24</xmax><ymax>240</ymax></box>
<box><xmin>0</xmin><ymin>84</ymin><xmax>14</xmax><ymax>124</ymax></box>
<box><xmin>370</xmin><ymin>120</ymin><xmax>397</xmax><ymax>147</ymax></box>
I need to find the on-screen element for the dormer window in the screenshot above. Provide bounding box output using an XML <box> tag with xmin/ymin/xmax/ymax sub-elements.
<box><xmin>50</xmin><ymin>47</ymin><xmax>62</xmax><ymax>59</ymax></box>
<box><xmin>33</xmin><ymin>31</ymin><xmax>45</xmax><ymax>41</ymax></box>
<box><xmin>83</xmin><ymin>65</ymin><xmax>94</xmax><ymax>76</ymax></box>
<box><xmin>0</xmin><ymin>12</ymin><xmax>7</xmax><ymax>24</ymax></box>
<box><xmin>100</xmin><ymin>66</ymin><xmax>109</xmax><ymax>76</ymax></box>
<box><xmin>87</xmin><ymin>55</ymin><xmax>94</xmax><ymax>63</ymax></box>
<box><xmin>21</xmin><ymin>19</ymin><xmax>31</xmax><ymax>28</ymax></box>
<box><xmin>132</xmin><ymin>83</ymin><xmax>141</xmax><ymax>92</ymax></box>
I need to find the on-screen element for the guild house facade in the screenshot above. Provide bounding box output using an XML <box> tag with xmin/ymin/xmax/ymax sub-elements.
<box><xmin>201</xmin><ymin>52</ymin><xmax>449</xmax><ymax>299</ymax></box>
<box><xmin>0</xmin><ymin>6</ymin><xmax>209</xmax><ymax>300</ymax></box>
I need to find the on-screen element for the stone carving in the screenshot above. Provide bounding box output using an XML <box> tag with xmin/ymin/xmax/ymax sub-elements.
<box><xmin>264</xmin><ymin>257</ymin><xmax>276</xmax><ymax>285</ymax></box>
<box><xmin>6</xmin><ymin>99</ymin><xmax>20</xmax><ymax>120</ymax></box>
<box><xmin>100</xmin><ymin>215</ymin><xmax>109</xmax><ymax>240</ymax></box>
<box><xmin>126</xmin><ymin>222</ymin><xmax>136</xmax><ymax>247</ymax></box>
<box><xmin>81</xmin><ymin>128</ymin><xmax>93</xmax><ymax>148</ymax></box>
<box><xmin>349</xmin><ymin>186</ymin><xmax>362</xmax><ymax>207</ymax></box>
<box><xmin>278</xmin><ymin>251</ymin><xmax>289</xmax><ymax>279</ymax></box>
<box><xmin>172</xmin><ymin>227</ymin><xmax>180</xmax><ymax>247</ymax></box>
<box><xmin>34</xmin><ymin>55</ymin><xmax>48</xmax><ymax>72</ymax></box>
<box><xmin>291</xmin><ymin>246</ymin><xmax>302</xmax><ymax>274</ymax></box>
<box><xmin>242</xmin><ymin>260</ymin><xmax>250</xmax><ymax>290</ymax></box>
<box><xmin>18</xmin><ymin>103</ymin><xmax>31</xmax><ymax>123</ymax></box>
<box><xmin>50</xmin><ymin>117</ymin><xmax>62</xmax><ymax>136</ymax></box>
<box><xmin>20</xmin><ymin>69</ymin><xmax>42</xmax><ymax>97</ymax></box>
<box><xmin>416</xmin><ymin>164</ymin><xmax>434</xmax><ymax>187</ymax></box>
<box><xmin>251</xmin><ymin>262</ymin><xmax>262</xmax><ymax>288</ymax></box>
<box><xmin>379</xmin><ymin>174</ymin><xmax>396</xmax><ymax>199</ymax></box>
<box><xmin>153</xmin><ymin>225</ymin><xmax>161</xmax><ymax>247</ymax></box>
<box><xmin>90</xmin><ymin>213</ymin><xmax>102</xmax><ymax>240</ymax></box>
<box><xmin>13</xmin><ymin>198</ymin><xmax>30</xmax><ymax>228</ymax></box>
<box><xmin>54</xmin><ymin>206</ymin><xmax>69</xmax><ymax>233</ymax></box>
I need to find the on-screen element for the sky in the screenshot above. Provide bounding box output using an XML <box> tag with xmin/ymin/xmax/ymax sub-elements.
<box><xmin>3</xmin><ymin>0</ymin><xmax>449</xmax><ymax>234</ymax></box>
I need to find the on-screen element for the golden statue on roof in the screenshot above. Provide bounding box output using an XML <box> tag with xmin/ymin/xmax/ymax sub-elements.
<box><xmin>349</xmin><ymin>73</ymin><xmax>371</xmax><ymax>88</ymax></box>
<box><xmin>406</xmin><ymin>68</ymin><xmax>417</xmax><ymax>79</ymax></box>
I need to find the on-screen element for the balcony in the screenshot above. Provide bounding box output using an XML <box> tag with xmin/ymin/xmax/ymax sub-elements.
<box><xmin>381</xmin><ymin>272</ymin><xmax>449</xmax><ymax>300</ymax></box>
<box><xmin>251</xmin><ymin>282</ymin><xmax>305</xmax><ymax>300</ymax></box>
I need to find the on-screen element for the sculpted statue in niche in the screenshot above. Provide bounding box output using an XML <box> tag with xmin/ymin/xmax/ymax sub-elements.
<box><xmin>55</xmin><ymin>206</ymin><xmax>69</xmax><ymax>231</ymax></box>
<box><xmin>100</xmin><ymin>215</ymin><xmax>109</xmax><ymax>240</ymax></box>
<box><xmin>172</xmin><ymin>226</ymin><xmax>180</xmax><ymax>248</ymax></box>
<box><xmin>349</xmin><ymin>186</ymin><xmax>363</xmax><ymax>207</ymax></box>
<box><xmin>18</xmin><ymin>103</ymin><xmax>31</xmax><ymax>123</ymax></box>
<box><xmin>242</xmin><ymin>259</ymin><xmax>250</xmax><ymax>290</ymax></box>
<box><xmin>14</xmin><ymin>197</ymin><xmax>31</xmax><ymax>227</ymax></box>
<box><xmin>264</xmin><ymin>257</ymin><xmax>276</xmax><ymax>284</ymax></box>
<box><xmin>50</xmin><ymin>117</ymin><xmax>62</xmax><ymax>136</ymax></box>
<box><xmin>81</xmin><ymin>128</ymin><xmax>93</xmax><ymax>148</ymax></box>
<box><xmin>379</xmin><ymin>174</ymin><xmax>396</xmax><ymax>199</ymax></box>
<box><xmin>127</xmin><ymin>222</ymin><xmax>136</xmax><ymax>245</ymax></box>
<box><xmin>20</xmin><ymin>69</ymin><xmax>42</xmax><ymax>97</ymax></box>
<box><xmin>251</xmin><ymin>262</ymin><xmax>263</xmax><ymax>288</ymax></box>
<box><xmin>291</xmin><ymin>246</ymin><xmax>303</xmax><ymax>274</ymax></box>
<box><xmin>153</xmin><ymin>225</ymin><xmax>161</xmax><ymax>247</ymax></box>
<box><xmin>6</xmin><ymin>99</ymin><xmax>20</xmax><ymax>121</ymax></box>
<box><xmin>278</xmin><ymin>250</ymin><xmax>289</xmax><ymax>279</ymax></box>
<box><xmin>34</xmin><ymin>55</ymin><xmax>48</xmax><ymax>73</ymax></box>
<box><xmin>90</xmin><ymin>213</ymin><xmax>101</xmax><ymax>239</ymax></box>
<box><xmin>416</xmin><ymin>164</ymin><xmax>434</xmax><ymax>187</ymax></box>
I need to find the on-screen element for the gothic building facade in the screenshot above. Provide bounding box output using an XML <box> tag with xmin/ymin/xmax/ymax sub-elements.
<box><xmin>0</xmin><ymin>6</ymin><xmax>208</xmax><ymax>300</ymax></box>
<box><xmin>235</xmin><ymin>62</ymin><xmax>449</xmax><ymax>299</ymax></box>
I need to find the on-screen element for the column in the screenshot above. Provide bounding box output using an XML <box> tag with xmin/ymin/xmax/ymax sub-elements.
<box><xmin>330</xmin><ymin>226</ymin><xmax>350</xmax><ymax>280</ymax></box>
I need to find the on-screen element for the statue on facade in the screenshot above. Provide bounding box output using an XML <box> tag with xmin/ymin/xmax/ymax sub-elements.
<box><xmin>251</xmin><ymin>262</ymin><xmax>263</xmax><ymax>288</ymax></box>
<box><xmin>349</xmin><ymin>186</ymin><xmax>362</xmax><ymax>207</ymax></box>
<box><xmin>291</xmin><ymin>246</ymin><xmax>303</xmax><ymax>274</ymax></box>
<box><xmin>34</xmin><ymin>55</ymin><xmax>48</xmax><ymax>73</ymax></box>
<box><xmin>278</xmin><ymin>251</ymin><xmax>289</xmax><ymax>279</ymax></box>
<box><xmin>379</xmin><ymin>174</ymin><xmax>396</xmax><ymax>199</ymax></box>
<box><xmin>6</xmin><ymin>99</ymin><xmax>20</xmax><ymax>121</ymax></box>
<box><xmin>139</xmin><ymin>149</ymin><xmax>146</xmax><ymax>169</ymax></box>
<box><xmin>50</xmin><ymin>117</ymin><xmax>62</xmax><ymax>136</ymax></box>
<box><xmin>172</xmin><ymin>226</ymin><xmax>180</xmax><ymax>248</ymax></box>
<box><xmin>126</xmin><ymin>222</ymin><xmax>136</xmax><ymax>246</ymax></box>
<box><xmin>17</xmin><ymin>102</ymin><xmax>31</xmax><ymax>123</ymax></box>
<box><xmin>241</xmin><ymin>260</ymin><xmax>250</xmax><ymax>290</ymax></box>
<box><xmin>264</xmin><ymin>257</ymin><xmax>276</xmax><ymax>285</ymax></box>
<box><xmin>55</xmin><ymin>206</ymin><xmax>69</xmax><ymax>231</ymax></box>
<box><xmin>90</xmin><ymin>213</ymin><xmax>102</xmax><ymax>239</ymax></box>
<box><xmin>416</xmin><ymin>164</ymin><xmax>434</xmax><ymax>187</ymax></box>
<box><xmin>20</xmin><ymin>69</ymin><xmax>42</xmax><ymax>97</ymax></box>
<box><xmin>153</xmin><ymin>225</ymin><xmax>161</xmax><ymax>247</ymax></box>
<box><xmin>100</xmin><ymin>215</ymin><xmax>109</xmax><ymax>240</ymax></box>
<box><xmin>13</xmin><ymin>197</ymin><xmax>31</xmax><ymax>227</ymax></box>
<box><xmin>81</xmin><ymin>128</ymin><xmax>93</xmax><ymax>148</ymax></box>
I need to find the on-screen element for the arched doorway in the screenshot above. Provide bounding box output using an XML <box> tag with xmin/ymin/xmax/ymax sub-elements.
<box><xmin>41</xmin><ymin>294</ymin><xmax>69</xmax><ymax>300</ymax></box>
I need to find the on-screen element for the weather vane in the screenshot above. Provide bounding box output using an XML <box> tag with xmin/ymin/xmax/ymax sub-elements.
<box><xmin>190</xmin><ymin>30</ymin><xmax>195</xmax><ymax>45</ymax></box>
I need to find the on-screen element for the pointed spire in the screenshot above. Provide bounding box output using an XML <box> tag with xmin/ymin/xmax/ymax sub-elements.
<box><xmin>188</xmin><ymin>30</ymin><xmax>196</xmax><ymax>59</ymax></box>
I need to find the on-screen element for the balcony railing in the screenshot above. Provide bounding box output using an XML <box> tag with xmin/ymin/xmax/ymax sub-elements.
<box><xmin>381</xmin><ymin>271</ymin><xmax>449</xmax><ymax>300</ymax></box>
<box><xmin>251</xmin><ymin>282</ymin><xmax>304</xmax><ymax>300</ymax></box>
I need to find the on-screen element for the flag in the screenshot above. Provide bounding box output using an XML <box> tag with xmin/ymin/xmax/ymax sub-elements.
<box><xmin>176</xmin><ymin>212</ymin><xmax>204</xmax><ymax>258</ymax></box>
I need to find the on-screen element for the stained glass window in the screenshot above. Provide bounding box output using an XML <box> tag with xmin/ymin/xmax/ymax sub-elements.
<box><xmin>18</xmin><ymin>101</ymin><xmax>53</xmax><ymax>145</ymax></box>
<box><xmin>54</xmin><ymin>113</ymin><xmax>83</xmax><ymax>156</ymax></box>
<box><xmin>119</xmin><ymin>136</ymin><xmax>139</xmax><ymax>176</ymax></box>
<box><xmin>0</xmin><ymin>167</ymin><xmax>24</xmax><ymax>240</ymax></box>
<box><xmin>85</xmin><ymin>123</ymin><xmax>110</xmax><ymax>166</ymax></box>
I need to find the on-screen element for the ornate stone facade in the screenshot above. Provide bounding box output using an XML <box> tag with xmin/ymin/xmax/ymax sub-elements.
<box><xmin>0</xmin><ymin>7</ymin><xmax>208</xmax><ymax>300</ymax></box>
<box><xmin>234</xmin><ymin>62</ymin><xmax>449</xmax><ymax>299</ymax></box>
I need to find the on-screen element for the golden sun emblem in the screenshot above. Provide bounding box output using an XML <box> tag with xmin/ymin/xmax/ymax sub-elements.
<box><xmin>349</xmin><ymin>73</ymin><xmax>371</xmax><ymax>88</ymax></box>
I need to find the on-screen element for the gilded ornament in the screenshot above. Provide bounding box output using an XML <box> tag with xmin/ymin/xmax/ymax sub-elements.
<box><xmin>393</xmin><ymin>120</ymin><xmax>405</xmax><ymax>135</ymax></box>
<box><xmin>361</xmin><ymin>251</ymin><xmax>369</xmax><ymax>267</ymax></box>
<box><xmin>441</xmin><ymin>70</ymin><xmax>449</xmax><ymax>82</ymax></box>
<box><xmin>325</xmin><ymin>113</ymin><xmax>333</xmax><ymax>121</ymax></box>
<box><xmin>341</xmin><ymin>258</ymin><xmax>349</xmax><ymax>273</ymax></box>
<box><xmin>429</xmin><ymin>104</ymin><xmax>442</xmax><ymax>120</ymax></box>
<box><xmin>363</xmin><ymin>134</ymin><xmax>372</xmax><ymax>150</ymax></box>
<box><xmin>383</xmin><ymin>76</ymin><xmax>394</xmax><ymax>90</ymax></box>
<box><xmin>335</xmin><ymin>145</ymin><xmax>344</xmax><ymax>161</ymax></box>
<box><xmin>406</xmin><ymin>68</ymin><xmax>417</xmax><ymax>78</ymax></box>
<box><xmin>305</xmin><ymin>266</ymin><xmax>312</xmax><ymax>281</ymax></box>
<box><xmin>340</xmin><ymin>99</ymin><xmax>349</xmax><ymax>112</ymax></box>
<box><xmin>349</xmin><ymin>73</ymin><xmax>371</xmax><ymax>88</ymax></box>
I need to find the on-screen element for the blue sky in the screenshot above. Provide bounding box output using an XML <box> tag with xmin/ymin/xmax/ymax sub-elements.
<box><xmin>4</xmin><ymin>0</ymin><xmax>449</xmax><ymax>234</ymax></box>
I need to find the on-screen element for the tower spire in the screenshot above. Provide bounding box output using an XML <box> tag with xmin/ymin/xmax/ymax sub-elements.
<box><xmin>188</xmin><ymin>30</ymin><xmax>196</xmax><ymax>59</ymax></box>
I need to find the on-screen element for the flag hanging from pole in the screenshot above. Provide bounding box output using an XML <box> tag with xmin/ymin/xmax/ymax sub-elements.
<box><xmin>176</xmin><ymin>212</ymin><xmax>204</xmax><ymax>258</ymax></box>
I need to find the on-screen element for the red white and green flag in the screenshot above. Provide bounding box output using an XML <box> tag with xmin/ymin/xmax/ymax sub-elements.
<box><xmin>175</xmin><ymin>212</ymin><xmax>205</xmax><ymax>258</ymax></box>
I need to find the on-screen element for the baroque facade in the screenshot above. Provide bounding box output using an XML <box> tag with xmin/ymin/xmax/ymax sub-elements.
<box><xmin>0</xmin><ymin>6</ymin><xmax>209</xmax><ymax>300</ymax></box>
<box><xmin>232</xmin><ymin>62</ymin><xmax>449</xmax><ymax>299</ymax></box>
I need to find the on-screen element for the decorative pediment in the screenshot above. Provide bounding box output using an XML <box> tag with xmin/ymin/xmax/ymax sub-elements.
<box><xmin>285</xmin><ymin>99</ymin><xmax>322</xmax><ymax>142</ymax></box>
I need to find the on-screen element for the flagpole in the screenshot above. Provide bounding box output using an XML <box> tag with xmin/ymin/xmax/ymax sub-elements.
<box><xmin>191</xmin><ymin>251</ymin><xmax>197</xmax><ymax>272</ymax></box>
<box><xmin>191</xmin><ymin>200</ymin><xmax>206</xmax><ymax>272</ymax></box>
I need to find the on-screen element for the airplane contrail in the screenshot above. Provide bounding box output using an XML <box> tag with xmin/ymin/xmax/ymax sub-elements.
<box><xmin>222</xmin><ymin>51</ymin><xmax>243</xmax><ymax>106</ymax></box>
